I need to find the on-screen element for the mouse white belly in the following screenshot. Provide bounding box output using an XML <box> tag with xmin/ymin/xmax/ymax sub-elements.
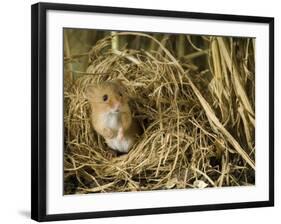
<box><xmin>104</xmin><ymin>112</ymin><xmax>120</xmax><ymax>129</ymax></box>
<box><xmin>106</xmin><ymin>137</ymin><xmax>133</xmax><ymax>153</ymax></box>
<box><xmin>102</xmin><ymin>112</ymin><xmax>133</xmax><ymax>153</ymax></box>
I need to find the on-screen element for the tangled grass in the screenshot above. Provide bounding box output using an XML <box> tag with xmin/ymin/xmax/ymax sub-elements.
<box><xmin>64</xmin><ymin>33</ymin><xmax>255</xmax><ymax>194</ymax></box>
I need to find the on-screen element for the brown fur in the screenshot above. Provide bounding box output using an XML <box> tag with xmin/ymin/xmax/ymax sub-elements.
<box><xmin>86</xmin><ymin>80</ymin><xmax>139</xmax><ymax>152</ymax></box>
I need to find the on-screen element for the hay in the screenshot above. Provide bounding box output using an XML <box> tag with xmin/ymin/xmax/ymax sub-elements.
<box><xmin>64</xmin><ymin>33</ymin><xmax>255</xmax><ymax>194</ymax></box>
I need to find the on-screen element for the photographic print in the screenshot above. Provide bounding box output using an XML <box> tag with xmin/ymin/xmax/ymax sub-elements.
<box><xmin>63</xmin><ymin>29</ymin><xmax>256</xmax><ymax>194</ymax></box>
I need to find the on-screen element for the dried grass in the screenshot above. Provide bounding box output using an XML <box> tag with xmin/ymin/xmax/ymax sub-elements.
<box><xmin>64</xmin><ymin>33</ymin><xmax>255</xmax><ymax>194</ymax></box>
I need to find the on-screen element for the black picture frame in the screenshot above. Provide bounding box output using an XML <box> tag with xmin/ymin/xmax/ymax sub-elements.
<box><xmin>31</xmin><ymin>2</ymin><xmax>274</xmax><ymax>222</ymax></box>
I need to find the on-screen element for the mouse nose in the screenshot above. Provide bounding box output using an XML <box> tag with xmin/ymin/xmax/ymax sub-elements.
<box><xmin>114</xmin><ymin>102</ymin><xmax>121</xmax><ymax>112</ymax></box>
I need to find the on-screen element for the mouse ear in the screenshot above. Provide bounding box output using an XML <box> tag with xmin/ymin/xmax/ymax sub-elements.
<box><xmin>110</xmin><ymin>79</ymin><xmax>129</xmax><ymax>100</ymax></box>
<box><xmin>112</xmin><ymin>79</ymin><xmax>127</xmax><ymax>93</ymax></box>
<box><xmin>85</xmin><ymin>84</ymin><xmax>97</xmax><ymax>100</ymax></box>
<box><xmin>112</xmin><ymin>79</ymin><xmax>124</xmax><ymax>87</ymax></box>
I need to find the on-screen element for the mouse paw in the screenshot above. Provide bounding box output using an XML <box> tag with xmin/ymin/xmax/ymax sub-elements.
<box><xmin>103</xmin><ymin>128</ymin><xmax>114</xmax><ymax>139</ymax></box>
<box><xmin>104</xmin><ymin>149</ymin><xmax>118</xmax><ymax>160</ymax></box>
<box><xmin>117</xmin><ymin>128</ymin><xmax>124</xmax><ymax>140</ymax></box>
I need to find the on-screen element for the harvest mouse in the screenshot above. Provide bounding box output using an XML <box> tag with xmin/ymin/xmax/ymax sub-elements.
<box><xmin>86</xmin><ymin>80</ymin><xmax>140</xmax><ymax>153</ymax></box>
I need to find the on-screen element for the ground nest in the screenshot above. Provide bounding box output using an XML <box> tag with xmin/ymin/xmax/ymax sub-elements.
<box><xmin>64</xmin><ymin>33</ymin><xmax>255</xmax><ymax>194</ymax></box>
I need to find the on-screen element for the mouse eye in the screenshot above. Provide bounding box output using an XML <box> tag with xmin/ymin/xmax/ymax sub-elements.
<box><xmin>103</xmin><ymin>94</ymin><xmax>108</xmax><ymax>101</ymax></box>
<box><xmin>119</xmin><ymin>92</ymin><xmax>123</xmax><ymax>97</ymax></box>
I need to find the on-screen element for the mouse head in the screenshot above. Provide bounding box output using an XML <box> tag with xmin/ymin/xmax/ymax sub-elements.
<box><xmin>86</xmin><ymin>80</ymin><xmax>129</xmax><ymax>114</ymax></box>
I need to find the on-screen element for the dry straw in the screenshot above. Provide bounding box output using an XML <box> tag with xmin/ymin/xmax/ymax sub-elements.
<box><xmin>64</xmin><ymin>32</ymin><xmax>255</xmax><ymax>194</ymax></box>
